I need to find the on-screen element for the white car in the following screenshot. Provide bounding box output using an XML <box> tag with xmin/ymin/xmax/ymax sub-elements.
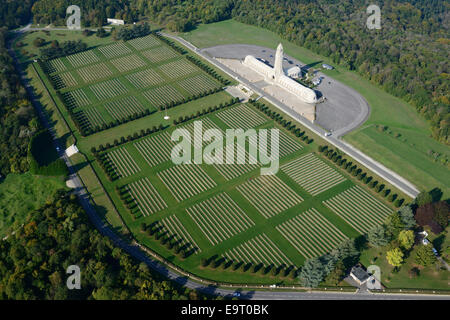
<box><xmin>324</xmin><ymin>132</ymin><xmax>332</xmax><ymax>137</ymax></box>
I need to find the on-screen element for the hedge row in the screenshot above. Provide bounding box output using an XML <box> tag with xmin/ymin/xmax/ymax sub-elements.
<box><xmin>141</xmin><ymin>222</ymin><xmax>196</xmax><ymax>259</ymax></box>
<box><xmin>115</xmin><ymin>185</ymin><xmax>140</xmax><ymax>220</ymax></box>
<box><xmin>201</xmin><ymin>256</ymin><xmax>299</xmax><ymax>278</ymax></box>
<box><xmin>185</xmin><ymin>55</ymin><xmax>231</xmax><ymax>86</ymax></box>
<box><xmin>91</xmin><ymin>124</ymin><xmax>168</xmax><ymax>154</ymax></box>
<box><xmin>173</xmin><ymin>97</ymin><xmax>239</xmax><ymax>125</ymax></box>
<box><xmin>248</xmin><ymin>99</ymin><xmax>314</xmax><ymax>144</ymax></box>
<box><xmin>154</xmin><ymin>33</ymin><xmax>187</xmax><ymax>55</ymax></box>
<box><xmin>318</xmin><ymin>145</ymin><xmax>405</xmax><ymax>207</ymax></box>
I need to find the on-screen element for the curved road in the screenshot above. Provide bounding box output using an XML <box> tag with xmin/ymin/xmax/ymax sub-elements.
<box><xmin>7</xmin><ymin>27</ymin><xmax>446</xmax><ymax>300</ymax></box>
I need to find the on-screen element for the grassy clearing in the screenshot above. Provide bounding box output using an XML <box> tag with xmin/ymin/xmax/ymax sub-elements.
<box><xmin>180</xmin><ymin>19</ymin><xmax>449</xmax><ymax>198</ymax></box>
<box><xmin>0</xmin><ymin>173</ymin><xmax>66</xmax><ymax>237</ymax></box>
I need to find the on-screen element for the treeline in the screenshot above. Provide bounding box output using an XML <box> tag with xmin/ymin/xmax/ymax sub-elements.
<box><xmin>30</xmin><ymin>0</ymin><xmax>448</xmax><ymax>143</ymax></box>
<box><xmin>116</xmin><ymin>23</ymin><xmax>151</xmax><ymax>41</ymax></box>
<box><xmin>0</xmin><ymin>0</ymin><xmax>34</xmax><ymax>29</ymax></box>
<box><xmin>0</xmin><ymin>190</ymin><xmax>211</xmax><ymax>299</ymax></box>
<box><xmin>0</xmin><ymin>28</ymin><xmax>39</xmax><ymax>177</ymax></box>
<box><xmin>318</xmin><ymin>145</ymin><xmax>405</xmax><ymax>207</ymax></box>
<box><xmin>39</xmin><ymin>40</ymin><xmax>87</xmax><ymax>61</ymax></box>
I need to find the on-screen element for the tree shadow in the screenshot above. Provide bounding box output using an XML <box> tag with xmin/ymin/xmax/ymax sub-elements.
<box><xmin>303</xmin><ymin>60</ymin><xmax>323</xmax><ymax>71</ymax></box>
<box><xmin>433</xmin><ymin>234</ymin><xmax>445</xmax><ymax>253</ymax></box>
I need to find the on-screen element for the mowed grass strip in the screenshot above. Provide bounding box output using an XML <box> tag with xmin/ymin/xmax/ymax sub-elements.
<box><xmin>281</xmin><ymin>153</ymin><xmax>346</xmax><ymax>195</ymax></box>
<box><xmin>236</xmin><ymin>175</ymin><xmax>303</xmax><ymax>219</ymax></box>
<box><xmin>125</xmin><ymin>68</ymin><xmax>165</xmax><ymax>89</ymax></box>
<box><xmin>127</xmin><ymin>34</ymin><xmax>161</xmax><ymax>50</ymax></box>
<box><xmin>66</xmin><ymin>50</ymin><xmax>100</xmax><ymax>68</ymax></box>
<box><xmin>106</xmin><ymin>148</ymin><xmax>141</xmax><ymax>178</ymax></box>
<box><xmin>142</xmin><ymin>84</ymin><xmax>184</xmax><ymax>108</ymax></box>
<box><xmin>110</xmin><ymin>54</ymin><xmax>147</xmax><ymax>73</ymax></box>
<box><xmin>177</xmin><ymin>74</ymin><xmax>221</xmax><ymax>95</ymax></box>
<box><xmin>224</xmin><ymin>234</ymin><xmax>293</xmax><ymax>267</ymax></box>
<box><xmin>104</xmin><ymin>96</ymin><xmax>147</xmax><ymax>120</ymax></box>
<box><xmin>98</xmin><ymin>42</ymin><xmax>132</xmax><ymax>59</ymax></box>
<box><xmin>128</xmin><ymin>177</ymin><xmax>167</xmax><ymax>216</ymax></box>
<box><xmin>186</xmin><ymin>192</ymin><xmax>254</xmax><ymax>245</ymax></box>
<box><xmin>158</xmin><ymin>59</ymin><xmax>199</xmax><ymax>79</ymax></box>
<box><xmin>216</xmin><ymin>104</ymin><xmax>268</xmax><ymax>129</ymax></box>
<box><xmin>276</xmin><ymin>208</ymin><xmax>348</xmax><ymax>259</ymax></box>
<box><xmin>141</xmin><ymin>46</ymin><xmax>179</xmax><ymax>63</ymax></box>
<box><xmin>157</xmin><ymin>164</ymin><xmax>217</xmax><ymax>202</ymax></box>
<box><xmin>133</xmin><ymin>131</ymin><xmax>175</xmax><ymax>167</ymax></box>
<box><xmin>157</xmin><ymin>215</ymin><xmax>202</xmax><ymax>254</ymax></box>
<box><xmin>89</xmin><ymin>78</ymin><xmax>128</xmax><ymax>101</ymax></box>
<box><xmin>323</xmin><ymin>186</ymin><xmax>393</xmax><ymax>234</ymax></box>
<box><xmin>76</xmin><ymin>62</ymin><xmax>113</xmax><ymax>83</ymax></box>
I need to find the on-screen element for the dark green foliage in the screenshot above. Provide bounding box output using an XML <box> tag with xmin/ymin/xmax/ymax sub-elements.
<box><xmin>28</xmin><ymin>130</ymin><xmax>68</xmax><ymax>176</ymax></box>
<box><xmin>367</xmin><ymin>225</ymin><xmax>390</xmax><ymax>247</ymax></box>
<box><xmin>40</xmin><ymin>40</ymin><xmax>87</xmax><ymax>61</ymax></box>
<box><xmin>0</xmin><ymin>190</ymin><xmax>207</xmax><ymax>300</ymax></box>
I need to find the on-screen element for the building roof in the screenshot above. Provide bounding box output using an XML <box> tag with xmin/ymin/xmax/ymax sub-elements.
<box><xmin>351</xmin><ymin>266</ymin><xmax>370</xmax><ymax>282</ymax></box>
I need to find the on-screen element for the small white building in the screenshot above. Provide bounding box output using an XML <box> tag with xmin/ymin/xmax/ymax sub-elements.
<box><xmin>322</xmin><ymin>63</ymin><xmax>334</xmax><ymax>70</ymax></box>
<box><xmin>107</xmin><ymin>18</ymin><xmax>124</xmax><ymax>26</ymax></box>
<box><xmin>286</xmin><ymin>66</ymin><xmax>301</xmax><ymax>78</ymax></box>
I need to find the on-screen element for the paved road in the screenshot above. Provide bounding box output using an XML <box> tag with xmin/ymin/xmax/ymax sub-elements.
<box><xmin>163</xmin><ymin>33</ymin><xmax>420</xmax><ymax>199</ymax></box>
<box><xmin>7</xmin><ymin>27</ymin><xmax>445</xmax><ymax>300</ymax></box>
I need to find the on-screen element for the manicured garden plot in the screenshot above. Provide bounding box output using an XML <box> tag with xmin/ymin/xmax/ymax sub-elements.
<box><xmin>66</xmin><ymin>50</ymin><xmax>100</xmax><ymax>68</ymax></box>
<box><xmin>45</xmin><ymin>58</ymin><xmax>67</xmax><ymax>73</ymax></box>
<box><xmin>127</xmin><ymin>34</ymin><xmax>161</xmax><ymax>50</ymax></box>
<box><xmin>127</xmin><ymin>177</ymin><xmax>167</xmax><ymax>216</ymax></box>
<box><xmin>186</xmin><ymin>192</ymin><xmax>254</xmax><ymax>245</ymax></box>
<box><xmin>236</xmin><ymin>175</ymin><xmax>303</xmax><ymax>219</ymax></box>
<box><xmin>125</xmin><ymin>68</ymin><xmax>165</xmax><ymax>89</ymax></box>
<box><xmin>89</xmin><ymin>79</ymin><xmax>129</xmax><ymax>101</ymax></box>
<box><xmin>50</xmin><ymin>71</ymin><xmax>78</xmax><ymax>89</ymax></box>
<box><xmin>158</xmin><ymin>59</ymin><xmax>199</xmax><ymax>79</ymax></box>
<box><xmin>204</xmin><ymin>143</ymin><xmax>259</xmax><ymax>180</ymax></box>
<box><xmin>216</xmin><ymin>104</ymin><xmax>268</xmax><ymax>129</ymax></box>
<box><xmin>62</xmin><ymin>89</ymin><xmax>91</xmax><ymax>108</ymax></box>
<box><xmin>97</xmin><ymin>42</ymin><xmax>132</xmax><ymax>59</ymax></box>
<box><xmin>157</xmin><ymin>164</ymin><xmax>217</xmax><ymax>202</ymax></box>
<box><xmin>323</xmin><ymin>186</ymin><xmax>393</xmax><ymax>234</ymax></box>
<box><xmin>142</xmin><ymin>85</ymin><xmax>184</xmax><ymax>108</ymax></box>
<box><xmin>224</xmin><ymin>234</ymin><xmax>293</xmax><ymax>267</ymax></box>
<box><xmin>104</xmin><ymin>96</ymin><xmax>147</xmax><ymax>120</ymax></box>
<box><xmin>133</xmin><ymin>131</ymin><xmax>175</xmax><ymax>167</ymax></box>
<box><xmin>281</xmin><ymin>153</ymin><xmax>346</xmax><ymax>195</ymax></box>
<box><xmin>110</xmin><ymin>54</ymin><xmax>147</xmax><ymax>73</ymax></box>
<box><xmin>84</xmin><ymin>107</ymin><xmax>107</xmax><ymax>128</ymax></box>
<box><xmin>177</xmin><ymin>74</ymin><xmax>221</xmax><ymax>96</ymax></box>
<box><xmin>106</xmin><ymin>148</ymin><xmax>141</xmax><ymax>178</ymax></box>
<box><xmin>250</xmin><ymin>129</ymin><xmax>303</xmax><ymax>159</ymax></box>
<box><xmin>141</xmin><ymin>46</ymin><xmax>179</xmax><ymax>63</ymax></box>
<box><xmin>276</xmin><ymin>208</ymin><xmax>348</xmax><ymax>259</ymax></box>
<box><xmin>76</xmin><ymin>62</ymin><xmax>113</xmax><ymax>83</ymax></box>
<box><xmin>157</xmin><ymin>215</ymin><xmax>201</xmax><ymax>253</ymax></box>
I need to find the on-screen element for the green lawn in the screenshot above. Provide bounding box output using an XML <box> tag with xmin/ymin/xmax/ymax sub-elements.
<box><xmin>0</xmin><ymin>173</ymin><xmax>66</xmax><ymax>237</ymax></box>
<box><xmin>180</xmin><ymin>19</ymin><xmax>449</xmax><ymax>198</ymax></box>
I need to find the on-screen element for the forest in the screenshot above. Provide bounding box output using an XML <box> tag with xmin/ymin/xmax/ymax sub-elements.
<box><xmin>28</xmin><ymin>0</ymin><xmax>449</xmax><ymax>144</ymax></box>
<box><xmin>0</xmin><ymin>27</ymin><xmax>39</xmax><ymax>177</ymax></box>
<box><xmin>0</xmin><ymin>190</ymin><xmax>210</xmax><ymax>299</ymax></box>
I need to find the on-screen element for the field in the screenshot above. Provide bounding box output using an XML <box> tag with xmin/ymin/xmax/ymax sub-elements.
<box><xmin>180</xmin><ymin>19</ymin><xmax>450</xmax><ymax>198</ymax></box>
<box><xmin>23</xmin><ymin>31</ymin><xmax>405</xmax><ymax>285</ymax></box>
<box><xmin>42</xmin><ymin>33</ymin><xmax>223</xmax><ymax>133</ymax></box>
<box><xmin>0</xmin><ymin>173</ymin><xmax>66</xmax><ymax>237</ymax></box>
